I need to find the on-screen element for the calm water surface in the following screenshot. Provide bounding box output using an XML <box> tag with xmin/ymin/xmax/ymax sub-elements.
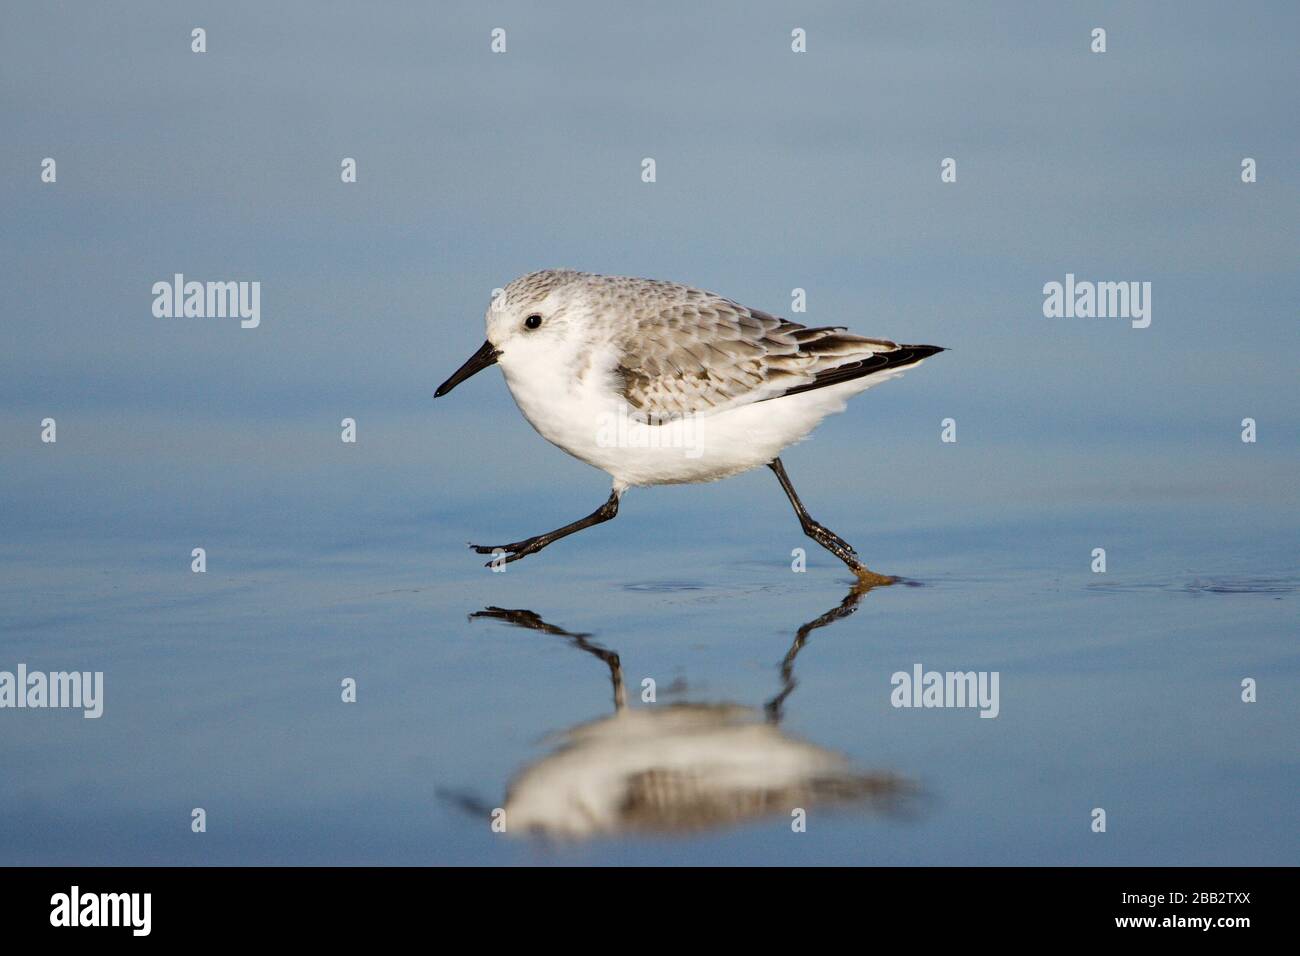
<box><xmin>2</xmin><ymin>0</ymin><xmax>1297</xmax><ymax>866</ymax></box>
<box><xmin>2</xmin><ymin>426</ymin><xmax>1295</xmax><ymax>865</ymax></box>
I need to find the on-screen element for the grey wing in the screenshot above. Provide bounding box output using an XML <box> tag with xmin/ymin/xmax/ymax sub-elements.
<box><xmin>614</xmin><ymin>290</ymin><xmax>934</xmax><ymax>420</ymax></box>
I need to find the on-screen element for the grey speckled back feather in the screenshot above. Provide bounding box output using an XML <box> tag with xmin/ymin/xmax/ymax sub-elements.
<box><xmin>559</xmin><ymin>273</ymin><xmax>940</xmax><ymax>419</ymax></box>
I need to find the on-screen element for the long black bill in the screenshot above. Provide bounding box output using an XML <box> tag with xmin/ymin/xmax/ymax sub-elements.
<box><xmin>434</xmin><ymin>340</ymin><xmax>501</xmax><ymax>397</ymax></box>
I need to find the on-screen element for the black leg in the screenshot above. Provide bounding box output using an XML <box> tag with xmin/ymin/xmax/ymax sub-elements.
<box><xmin>470</xmin><ymin>489</ymin><xmax>621</xmax><ymax>566</ymax></box>
<box><xmin>768</xmin><ymin>458</ymin><xmax>893</xmax><ymax>584</ymax></box>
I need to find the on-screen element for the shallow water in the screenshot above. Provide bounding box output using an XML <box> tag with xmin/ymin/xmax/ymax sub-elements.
<box><xmin>1</xmin><ymin>426</ymin><xmax>1295</xmax><ymax>865</ymax></box>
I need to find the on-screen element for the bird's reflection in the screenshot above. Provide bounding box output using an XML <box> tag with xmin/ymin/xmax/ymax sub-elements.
<box><xmin>466</xmin><ymin>583</ymin><xmax>910</xmax><ymax>839</ymax></box>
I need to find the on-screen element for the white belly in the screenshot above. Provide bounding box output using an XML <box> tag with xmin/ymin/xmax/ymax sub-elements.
<box><xmin>501</xmin><ymin>359</ymin><xmax>891</xmax><ymax>489</ymax></box>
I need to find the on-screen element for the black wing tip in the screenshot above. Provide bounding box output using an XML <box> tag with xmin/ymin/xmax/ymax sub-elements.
<box><xmin>770</xmin><ymin>342</ymin><xmax>947</xmax><ymax>401</ymax></box>
<box><xmin>902</xmin><ymin>343</ymin><xmax>947</xmax><ymax>357</ymax></box>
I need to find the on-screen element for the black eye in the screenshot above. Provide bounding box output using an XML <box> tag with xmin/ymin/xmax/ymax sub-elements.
<box><xmin>524</xmin><ymin>314</ymin><xmax>543</xmax><ymax>330</ymax></box>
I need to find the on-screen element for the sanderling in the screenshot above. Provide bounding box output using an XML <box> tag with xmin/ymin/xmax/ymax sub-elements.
<box><xmin>435</xmin><ymin>270</ymin><xmax>945</xmax><ymax>582</ymax></box>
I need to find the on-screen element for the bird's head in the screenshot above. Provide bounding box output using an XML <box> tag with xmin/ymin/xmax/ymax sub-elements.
<box><xmin>435</xmin><ymin>269</ymin><xmax>590</xmax><ymax>397</ymax></box>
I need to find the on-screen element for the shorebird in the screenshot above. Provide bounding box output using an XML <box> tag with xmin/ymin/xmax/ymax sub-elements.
<box><xmin>435</xmin><ymin>270</ymin><xmax>944</xmax><ymax>582</ymax></box>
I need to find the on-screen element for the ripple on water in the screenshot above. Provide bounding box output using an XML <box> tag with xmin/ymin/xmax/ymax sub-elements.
<box><xmin>622</xmin><ymin>582</ymin><xmax>710</xmax><ymax>592</ymax></box>
<box><xmin>1087</xmin><ymin>574</ymin><xmax>1299</xmax><ymax>596</ymax></box>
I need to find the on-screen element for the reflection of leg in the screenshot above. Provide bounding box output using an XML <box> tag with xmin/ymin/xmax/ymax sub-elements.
<box><xmin>470</xmin><ymin>489</ymin><xmax>621</xmax><ymax>566</ymax></box>
<box><xmin>471</xmin><ymin>607</ymin><xmax>625</xmax><ymax>711</ymax></box>
<box><xmin>768</xmin><ymin>458</ymin><xmax>893</xmax><ymax>585</ymax></box>
<box><xmin>764</xmin><ymin>585</ymin><xmax>871</xmax><ymax>723</ymax></box>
